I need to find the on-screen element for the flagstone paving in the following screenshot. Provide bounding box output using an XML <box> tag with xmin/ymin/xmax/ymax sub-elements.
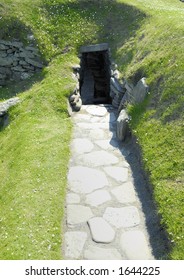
<box><xmin>63</xmin><ymin>104</ymin><xmax>154</xmax><ymax>260</ymax></box>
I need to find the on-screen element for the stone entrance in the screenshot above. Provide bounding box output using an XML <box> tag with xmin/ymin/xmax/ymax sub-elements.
<box><xmin>79</xmin><ymin>43</ymin><xmax>111</xmax><ymax>105</ymax></box>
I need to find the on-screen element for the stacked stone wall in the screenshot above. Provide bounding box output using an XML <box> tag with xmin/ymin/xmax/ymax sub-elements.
<box><xmin>0</xmin><ymin>40</ymin><xmax>44</xmax><ymax>86</ymax></box>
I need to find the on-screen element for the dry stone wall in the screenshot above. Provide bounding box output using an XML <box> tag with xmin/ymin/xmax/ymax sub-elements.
<box><xmin>0</xmin><ymin>40</ymin><xmax>44</xmax><ymax>86</ymax></box>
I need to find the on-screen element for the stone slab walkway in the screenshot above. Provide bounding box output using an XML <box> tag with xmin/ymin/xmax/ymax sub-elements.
<box><xmin>63</xmin><ymin>104</ymin><xmax>154</xmax><ymax>260</ymax></box>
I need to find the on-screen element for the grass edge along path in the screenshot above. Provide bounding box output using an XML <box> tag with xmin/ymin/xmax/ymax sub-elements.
<box><xmin>0</xmin><ymin>54</ymin><xmax>76</xmax><ymax>259</ymax></box>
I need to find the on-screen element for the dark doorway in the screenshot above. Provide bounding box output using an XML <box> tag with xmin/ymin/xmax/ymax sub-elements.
<box><xmin>79</xmin><ymin>44</ymin><xmax>111</xmax><ymax>104</ymax></box>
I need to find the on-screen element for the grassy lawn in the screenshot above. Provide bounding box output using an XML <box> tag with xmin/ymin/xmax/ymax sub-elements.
<box><xmin>0</xmin><ymin>0</ymin><xmax>183</xmax><ymax>259</ymax></box>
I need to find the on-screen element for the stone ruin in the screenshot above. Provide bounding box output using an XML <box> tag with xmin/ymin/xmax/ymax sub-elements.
<box><xmin>0</xmin><ymin>39</ymin><xmax>44</xmax><ymax>87</ymax></box>
<box><xmin>0</xmin><ymin>39</ymin><xmax>44</xmax><ymax>127</ymax></box>
<box><xmin>69</xmin><ymin>43</ymin><xmax>149</xmax><ymax>141</ymax></box>
<box><xmin>0</xmin><ymin>41</ymin><xmax>149</xmax><ymax>142</ymax></box>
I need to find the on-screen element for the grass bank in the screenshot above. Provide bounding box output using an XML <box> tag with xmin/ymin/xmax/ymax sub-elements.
<box><xmin>117</xmin><ymin>0</ymin><xmax>184</xmax><ymax>259</ymax></box>
<box><xmin>0</xmin><ymin>0</ymin><xmax>183</xmax><ymax>259</ymax></box>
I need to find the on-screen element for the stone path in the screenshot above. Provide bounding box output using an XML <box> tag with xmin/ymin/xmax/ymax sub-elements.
<box><xmin>63</xmin><ymin>104</ymin><xmax>154</xmax><ymax>260</ymax></box>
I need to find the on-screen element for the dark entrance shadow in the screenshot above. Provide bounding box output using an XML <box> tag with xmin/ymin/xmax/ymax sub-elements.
<box><xmin>79</xmin><ymin>45</ymin><xmax>111</xmax><ymax>105</ymax></box>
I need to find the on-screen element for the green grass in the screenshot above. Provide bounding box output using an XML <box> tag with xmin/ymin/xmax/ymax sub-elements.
<box><xmin>0</xmin><ymin>0</ymin><xmax>184</xmax><ymax>259</ymax></box>
<box><xmin>0</xmin><ymin>55</ymin><xmax>75</xmax><ymax>259</ymax></box>
<box><xmin>119</xmin><ymin>0</ymin><xmax>184</xmax><ymax>259</ymax></box>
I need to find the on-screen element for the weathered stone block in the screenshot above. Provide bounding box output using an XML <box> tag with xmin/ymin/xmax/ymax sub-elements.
<box><xmin>22</xmin><ymin>65</ymin><xmax>35</xmax><ymax>71</ymax></box>
<box><xmin>21</xmin><ymin>72</ymin><xmax>33</xmax><ymax>80</ymax></box>
<box><xmin>110</xmin><ymin>77</ymin><xmax>125</xmax><ymax>95</ymax></box>
<box><xmin>122</xmin><ymin>78</ymin><xmax>149</xmax><ymax>105</ymax></box>
<box><xmin>19</xmin><ymin>60</ymin><xmax>29</xmax><ymax>66</ymax></box>
<box><xmin>0</xmin><ymin>97</ymin><xmax>20</xmax><ymax>116</ymax></box>
<box><xmin>13</xmin><ymin>61</ymin><xmax>18</xmax><ymax>67</ymax></box>
<box><xmin>0</xmin><ymin>67</ymin><xmax>11</xmax><ymax>75</ymax></box>
<box><xmin>0</xmin><ymin>40</ymin><xmax>11</xmax><ymax>46</ymax></box>
<box><xmin>25</xmin><ymin>46</ymin><xmax>39</xmax><ymax>52</ymax></box>
<box><xmin>11</xmin><ymin>41</ymin><xmax>23</xmax><ymax>48</ymax></box>
<box><xmin>116</xmin><ymin>109</ymin><xmax>130</xmax><ymax>141</ymax></box>
<box><xmin>12</xmin><ymin>72</ymin><xmax>22</xmax><ymax>80</ymax></box>
<box><xmin>11</xmin><ymin>66</ymin><xmax>25</xmax><ymax>72</ymax></box>
<box><xmin>0</xmin><ymin>50</ymin><xmax>7</xmax><ymax>57</ymax></box>
<box><xmin>7</xmin><ymin>49</ymin><xmax>14</xmax><ymax>54</ymax></box>
<box><xmin>25</xmin><ymin>57</ymin><xmax>43</xmax><ymax>68</ymax></box>
<box><xmin>6</xmin><ymin>97</ymin><xmax>19</xmax><ymax>105</ymax></box>
<box><xmin>124</xmin><ymin>80</ymin><xmax>134</xmax><ymax>93</ymax></box>
<box><xmin>0</xmin><ymin>57</ymin><xmax>13</xmax><ymax>66</ymax></box>
<box><xmin>80</xmin><ymin>43</ymin><xmax>109</xmax><ymax>53</ymax></box>
<box><xmin>12</xmin><ymin>56</ymin><xmax>19</xmax><ymax>62</ymax></box>
<box><xmin>131</xmin><ymin>77</ymin><xmax>149</xmax><ymax>103</ymax></box>
<box><xmin>18</xmin><ymin>51</ymin><xmax>35</xmax><ymax>59</ymax></box>
<box><xmin>0</xmin><ymin>40</ymin><xmax>43</xmax><ymax>85</ymax></box>
<box><xmin>0</xmin><ymin>44</ymin><xmax>9</xmax><ymax>50</ymax></box>
<box><xmin>0</xmin><ymin>73</ymin><xmax>6</xmax><ymax>79</ymax></box>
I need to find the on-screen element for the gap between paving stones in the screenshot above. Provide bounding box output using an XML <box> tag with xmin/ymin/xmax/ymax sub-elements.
<box><xmin>63</xmin><ymin>104</ymin><xmax>169</xmax><ymax>260</ymax></box>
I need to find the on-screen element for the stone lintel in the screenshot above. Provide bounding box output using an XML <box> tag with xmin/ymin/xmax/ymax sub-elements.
<box><xmin>80</xmin><ymin>43</ymin><xmax>109</xmax><ymax>53</ymax></box>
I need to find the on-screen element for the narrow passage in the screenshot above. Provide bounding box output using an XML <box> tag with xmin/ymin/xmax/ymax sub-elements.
<box><xmin>63</xmin><ymin>104</ymin><xmax>166</xmax><ymax>260</ymax></box>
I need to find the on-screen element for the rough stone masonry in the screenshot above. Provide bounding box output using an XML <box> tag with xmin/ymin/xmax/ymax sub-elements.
<box><xmin>0</xmin><ymin>39</ymin><xmax>44</xmax><ymax>86</ymax></box>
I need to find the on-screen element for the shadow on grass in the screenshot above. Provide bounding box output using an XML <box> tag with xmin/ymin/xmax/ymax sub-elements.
<box><xmin>42</xmin><ymin>0</ymin><xmax>147</xmax><ymax>56</ymax></box>
<box><xmin>0</xmin><ymin>71</ymin><xmax>45</xmax><ymax>101</ymax></box>
<box><xmin>0</xmin><ymin>16</ymin><xmax>30</xmax><ymax>44</ymax></box>
<box><xmin>0</xmin><ymin>14</ymin><xmax>47</xmax><ymax>101</ymax></box>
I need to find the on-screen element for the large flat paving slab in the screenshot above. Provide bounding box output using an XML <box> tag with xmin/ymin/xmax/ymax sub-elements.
<box><xmin>88</xmin><ymin>217</ymin><xmax>115</xmax><ymax>243</ymax></box>
<box><xmin>68</xmin><ymin>166</ymin><xmax>108</xmax><ymax>194</ymax></box>
<box><xmin>85</xmin><ymin>190</ymin><xmax>111</xmax><ymax>207</ymax></box>
<box><xmin>120</xmin><ymin>230</ymin><xmax>153</xmax><ymax>260</ymax></box>
<box><xmin>111</xmin><ymin>182</ymin><xmax>137</xmax><ymax>204</ymax></box>
<box><xmin>103</xmin><ymin>206</ymin><xmax>140</xmax><ymax>228</ymax></box>
<box><xmin>67</xmin><ymin>205</ymin><xmax>94</xmax><ymax>225</ymax></box>
<box><xmin>64</xmin><ymin>231</ymin><xmax>87</xmax><ymax>259</ymax></box>
<box><xmin>84</xmin><ymin>245</ymin><xmax>122</xmax><ymax>260</ymax></box>
<box><xmin>78</xmin><ymin>151</ymin><xmax>119</xmax><ymax>167</ymax></box>
<box><xmin>104</xmin><ymin>166</ymin><xmax>128</xmax><ymax>183</ymax></box>
<box><xmin>71</xmin><ymin>138</ymin><xmax>94</xmax><ymax>154</ymax></box>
